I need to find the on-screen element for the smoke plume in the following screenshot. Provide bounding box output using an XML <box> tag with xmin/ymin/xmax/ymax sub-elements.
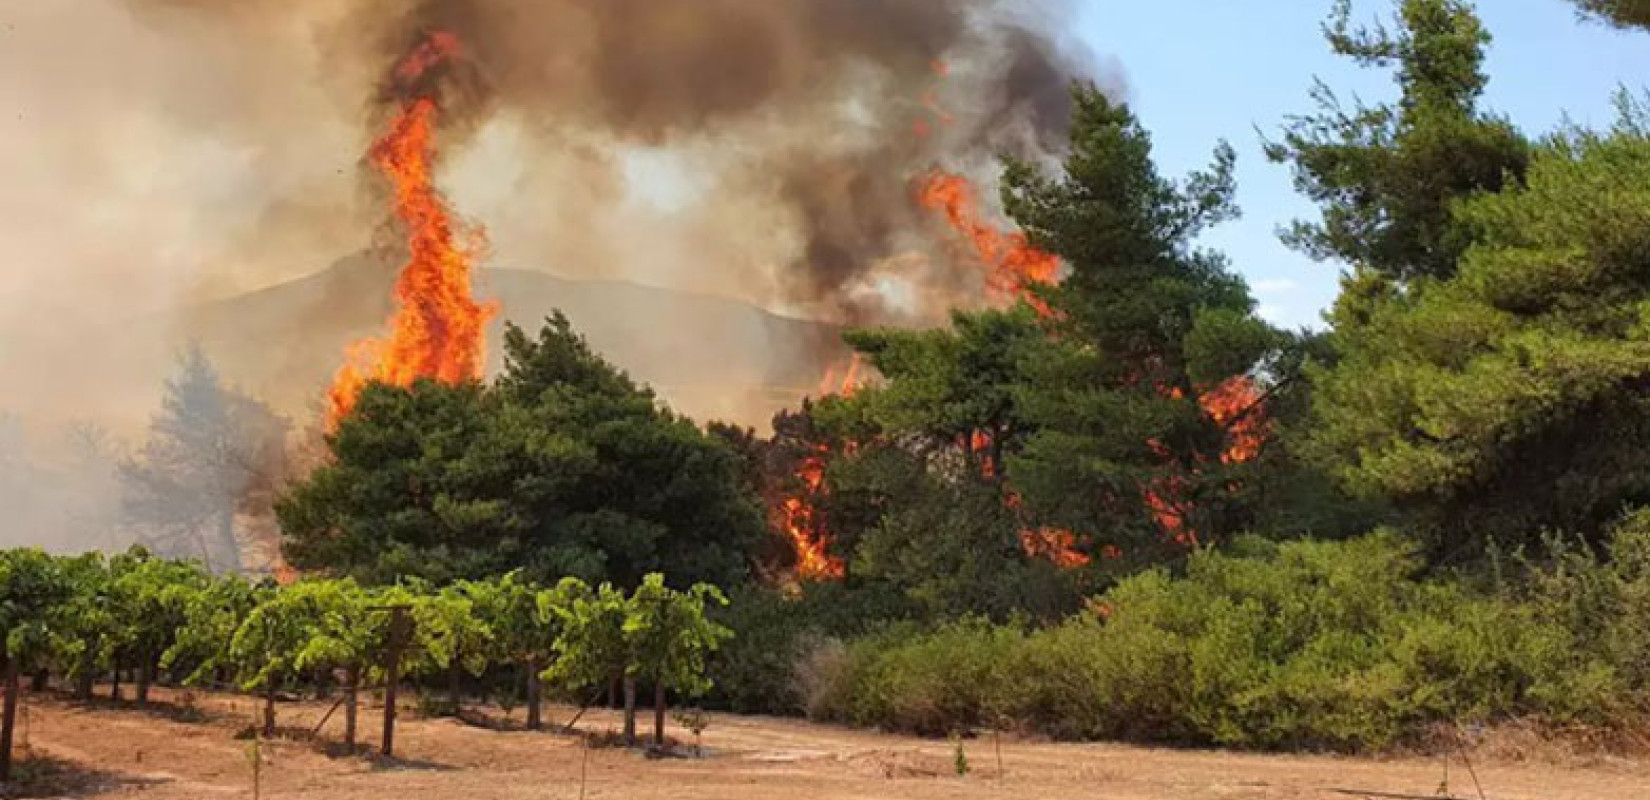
<box><xmin>109</xmin><ymin>0</ymin><xmax>1105</xmax><ymax>323</ymax></box>
<box><xmin>1</xmin><ymin>0</ymin><xmax>1112</xmax><ymax>439</ymax></box>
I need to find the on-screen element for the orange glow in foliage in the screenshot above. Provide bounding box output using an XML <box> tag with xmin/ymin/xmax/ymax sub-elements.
<box><xmin>1140</xmin><ymin>376</ymin><xmax>1271</xmax><ymax>546</ymax></box>
<box><xmin>1020</xmin><ymin>528</ymin><xmax>1092</xmax><ymax>569</ymax></box>
<box><xmin>271</xmin><ymin>562</ymin><xmax>299</xmax><ymax>587</ymax></box>
<box><xmin>326</xmin><ymin>32</ymin><xmax>496</xmax><ymax>428</ymax></box>
<box><xmin>781</xmin><ymin>443</ymin><xmax>844</xmax><ymax>581</ymax></box>
<box><xmin>780</xmin><ymin>355</ymin><xmax>865</xmax><ymax>581</ymax></box>
<box><xmin>917</xmin><ymin>166</ymin><xmax>1082</xmax><ymax>567</ymax></box>
<box><xmin>1199</xmin><ymin>376</ymin><xmax>1269</xmax><ymax>464</ymax></box>
<box><xmin>918</xmin><ymin>170</ymin><xmax>1061</xmax><ymax>315</ymax></box>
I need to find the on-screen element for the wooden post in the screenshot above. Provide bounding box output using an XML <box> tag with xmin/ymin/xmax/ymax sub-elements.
<box><xmin>994</xmin><ymin>725</ymin><xmax>1004</xmax><ymax>780</ymax></box>
<box><xmin>1</xmin><ymin>658</ymin><xmax>18</xmax><ymax>783</ymax></box>
<box><xmin>578</xmin><ymin>734</ymin><xmax>590</xmax><ymax>800</ymax></box>
<box><xmin>250</xmin><ymin>729</ymin><xmax>261</xmax><ymax>800</ymax></box>
<box><xmin>376</xmin><ymin>605</ymin><xmax>412</xmax><ymax>758</ymax></box>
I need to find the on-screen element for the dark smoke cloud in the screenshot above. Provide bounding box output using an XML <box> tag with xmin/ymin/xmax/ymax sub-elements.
<box><xmin>120</xmin><ymin>0</ymin><xmax>1108</xmax><ymax>324</ymax></box>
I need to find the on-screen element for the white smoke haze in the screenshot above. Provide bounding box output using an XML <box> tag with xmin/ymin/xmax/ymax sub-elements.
<box><xmin>0</xmin><ymin>0</ymin><xmax>1114</xmax><ymax>553</ymax></box>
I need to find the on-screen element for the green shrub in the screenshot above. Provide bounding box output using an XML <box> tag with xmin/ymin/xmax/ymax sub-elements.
<box><xmin>812</xmin><ymin>530</ymin><xmax>1638</xmax><ymax>752</ymax></box>
<box><xmin>844</xmin><ymin>620</ymin><xmax>1025</xmax><ymax>736</ymax></box>
<box><xmin>1509</xmin><ymin>508</ymin><xmax>1650</xmax><ymax>716</ymax></box>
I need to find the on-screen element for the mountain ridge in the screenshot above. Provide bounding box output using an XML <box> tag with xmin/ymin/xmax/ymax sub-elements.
<box><xmin>155</xmin><ymin>253</ymin><xmax>851</xmax><ymax>429</ymax></box>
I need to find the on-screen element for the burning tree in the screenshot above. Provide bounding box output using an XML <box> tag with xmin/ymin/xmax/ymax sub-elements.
<box><xmin>767</xmin><ymin>401</ymin><xmax>851</xmax><ymax>582</ymax></box>
<box><xmin>760</xmin><ymin>85</ymin><xmax>1289</xmax><ymax>605</ymax></box>
<box><xmin>999</xmin><ymin>87</ymin><xmax>1283</xmax><ymax>555</ymax></box>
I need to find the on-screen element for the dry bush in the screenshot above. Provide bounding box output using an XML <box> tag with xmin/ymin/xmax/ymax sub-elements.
<box><xmin>792</xmin><ymin>634</ymin><xmax>852</xmax><ymax>722</ymax></box>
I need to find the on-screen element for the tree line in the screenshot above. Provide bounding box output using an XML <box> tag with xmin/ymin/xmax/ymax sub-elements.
<box><xmin>0</xmin><ymin>546</ymin><xmax>729</xmax><ymax>781</ymax></box>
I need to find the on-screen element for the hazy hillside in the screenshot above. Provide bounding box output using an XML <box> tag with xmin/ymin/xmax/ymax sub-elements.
<box><xmin>3</xmin><ymin>253</ymin><xmax>837</xmax><ymax>436</ymax></box>
<box><xmin>177</xmin><ymin>252</ymin><xmax>849</xmax><ymax>428</ymax></box>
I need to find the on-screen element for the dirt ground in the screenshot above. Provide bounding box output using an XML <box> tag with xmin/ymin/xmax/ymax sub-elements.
<box><xmin>7</xmin><ymin>686</ymin><xmax>1645</xmax><ymax>800</ymax></box>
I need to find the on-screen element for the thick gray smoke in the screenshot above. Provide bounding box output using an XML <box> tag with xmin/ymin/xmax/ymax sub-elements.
<box><xmin>118</xmin><ymin>0</ymin><xmax>1104</xmax><ymax>323</ymax></box>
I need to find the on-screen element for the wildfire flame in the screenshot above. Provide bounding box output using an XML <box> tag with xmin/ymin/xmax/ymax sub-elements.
<box><xmin>326</xmin><ymin>32</ymin><xmax>496</xmax><ymax>428</ymax></box>
<box><xmin>1019</xmin><ymin>528</ymin><xmax>1092</xmax><ymax>569</ymax></box>
<box><xmin>917</xmin><ymin>170</ymin><xmax>1061</xmax><ymax>315</ymax></box>
<box><xmin>913</xmin><ymin>187</ymin><xmax>1270</xmax><ymax>563</ymax></box>
<box><xmin>815</xmin><ymin>353</ymin><xmax>865</xmax><ymax>399</ymax></box>
<box><xmin>916</xmin><ymin>170</ymin><xmax>1086</xmax><ymax>567</ymax></box>
<box><xmin>776</xmin><ymin>354</ymin><xmax>865</xmax><ymax>581</ymax></box>
<box><xmin>1141</xmin><ymin>376</ymin><xmax>1271</xmax><ymax>548</ymax></box>
<box><xmin>1199</xmin><ymin>376</ymin><xmax>1269</xmax><ymax>464</ymax></box>
<box><xmin>778</xmin><ymin>119</ymin><xmax>1268</xmax><ymax>575</ymax></box>
<box><xmin>781</xmin><ymin>443</ymin><xmax>844</xmax><ymax>581</ymax></box>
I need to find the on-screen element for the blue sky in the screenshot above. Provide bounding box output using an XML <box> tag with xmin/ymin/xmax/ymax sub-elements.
<box><xmin>1075</xmin><ymin>0</ymin><xmax>1650</xmax><ymax>329</ymax></box>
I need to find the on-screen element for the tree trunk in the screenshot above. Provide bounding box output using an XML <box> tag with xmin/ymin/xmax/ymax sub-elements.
<box><xmin>343</xmin><ymin>666</ymin><xmax>359</xmax><ymax>750</ymax></box>
<box><xmin>525</xmin><ymin>658</ymin><xmax>542</xmax><ymax>731</ymax></box>
<box><xmin>110</xmin><ymin>665</ymin><xmax>121</xmax><ymax>702</ymax></box>
<box><xmin>382</xmin><ymin>607</ymin><xmax>409</xmax><ymax>758</ymax></box>
<box><xmin>136</xmin><ymin>652</ymin><xmax>153</xmax><ymax>709</ymax></box>
<box><xmin>29</xmin><ymin>669</ymin><xmax>47</xmax><ymax>693</ymax></box>
<box><xmin>621</xmin><ymin>674</ymin><xmax>637</xmax><ymax>747</ymax></box>
<box><xmin>653</xmin><ymin>682</ymin><xmax>666</xmax><ymax>748</ymax></box>
<box><xmin>262</xmin><ymin>683</ymin><xmax>276</xmax><ymax>737</ymax></box>
<box><xmin>447</xmin><ymin>657</ymin><xmax>462</xmax><ymax>716</ymax></box>
<box><xmin>74</xmin><ymin>647</ymin><xmax>94</xmax><ymax>702</ymax></box>
<box><xmin>1</xmin><ymin>658</ymin><xmax>18</xmax><ymax>783</ymax></box>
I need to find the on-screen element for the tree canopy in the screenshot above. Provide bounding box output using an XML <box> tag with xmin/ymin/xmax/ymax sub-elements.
<box><xmin>1266</xmin><ymin>0</ymin><xmax>1529</xmax><ymax>283</ymax></box>
<box><xmin>1571</xmin><ymin>0</ymin><xmax>1650</xmax><ymax>29</ymax></box>
<box><xmin>1309</xmin><ymin>100</ymin><xmax>1650</xmax><ymax>554</ymax></box>
<box><xmin>1003</xmin><ymin>86</ymin><xmax>1282</xmax><ymax>556</ymax></box>
<box><xmin>279</xmin><ymin>314</ymin><xmax>764</xmax><ymax>588</ymax></box>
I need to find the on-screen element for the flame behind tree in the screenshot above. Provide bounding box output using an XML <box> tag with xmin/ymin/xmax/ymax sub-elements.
<box><xmin>1199</xmin><ymin>376</ymin><xmax>1270</xmax><ymax>465</ymax></box>
<box><xmin>327</xmin><ymin>31</ymin><xmax>496</xmax><ymax>427</ymax></box>
<box><xmin>776</xmin><ymin>356</ymin><xmax>863</xmax><ymax>581</ymax></box>
<box><xmin>918</xmin><ymin>170</ymin><xmax>1062</xmax><ymax>315</ymax></box>
<box><xmin>780</xmin><ymin>443</ymin><xmax>844</xmax><ymax>581</ymax></box>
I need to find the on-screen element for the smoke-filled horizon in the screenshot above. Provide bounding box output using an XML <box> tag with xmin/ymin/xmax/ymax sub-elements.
<box><xmin>3</xmin><ymin>0</ymin><xmax>1107</xmax><ymax>323</ymax></box>
<box><xmin>0</xmin><ymin>0</ymin><xmax>1113</xmax><ymax>556</ymax></box>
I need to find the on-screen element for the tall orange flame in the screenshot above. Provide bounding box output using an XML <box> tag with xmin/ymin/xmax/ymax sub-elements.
<box><xmin>777</xmin><ymin>354</ymin><xmax>864</xmax><ymax>581</ymax></box>
<box><xmin>918</xmin><ymin>170</ymin><xmax>1061</xmax><ymax>314</ymax></box>
<box><xmin>326</xmin><ymin>32</ymin><xmax>496</xmax><ymax>428</ymax></box>
<box><xmin>782</xmin><ymin>443</ymin><xmax>844</xmax><ymax>581</ymax></box>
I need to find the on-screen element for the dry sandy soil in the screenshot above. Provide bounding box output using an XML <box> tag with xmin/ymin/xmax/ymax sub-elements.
<box><xmin>7</xmin><ymin>686</ymin><xmax>1644</xmax><ymax>800</ymax></box>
